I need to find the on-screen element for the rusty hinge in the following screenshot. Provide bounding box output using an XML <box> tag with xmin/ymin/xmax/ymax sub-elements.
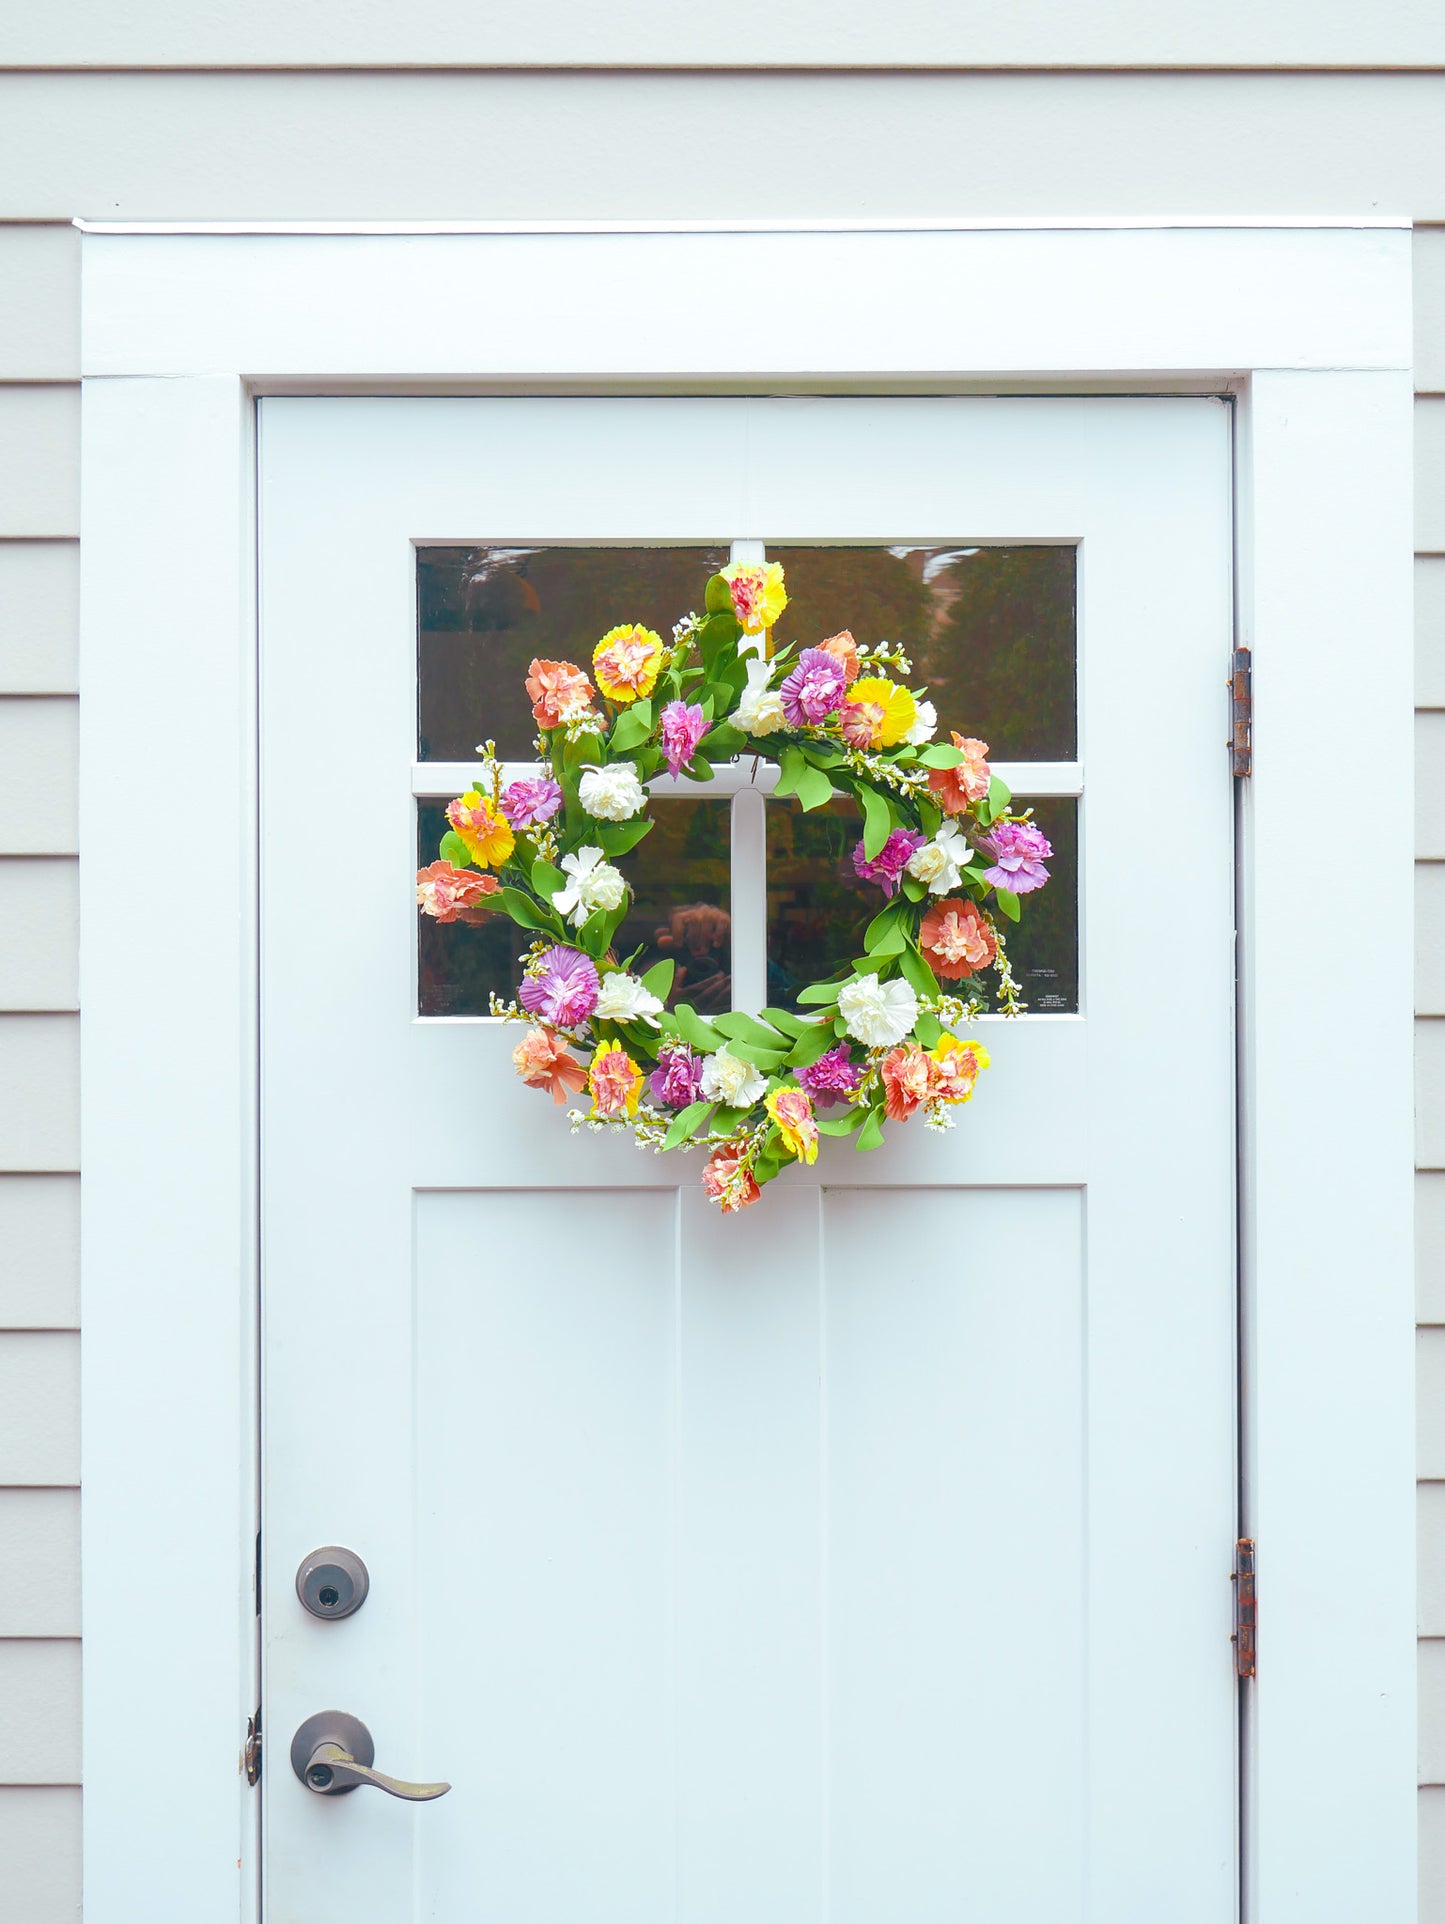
<box><xmin>1229</xmin><ymin>645</ymin><xmax>1252</xmax><ymax>777</ymax></box>
<box><xmin>244</xmin><ymin>1708</ymin><xmax>262</xmax><ymax>1785</ymax></box>
<box><xmin>1232</xmin><ymin>1538</ymin><xmax>1257</xmax><ymax>1679</ymax></box>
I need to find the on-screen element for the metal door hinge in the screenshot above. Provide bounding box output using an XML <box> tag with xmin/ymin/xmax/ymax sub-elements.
<box><xmin>244</xmin><ymin>1709</ymin><xmax>263</xmax><ymax>1785</ymax></box>
<box><xmin>1229</xmin><ymin>646</ymin><xmax>1252</xmax><ymax>777</ymax></box>
<box><xmin>1232</xmin><ymin>1538</ymin><xmax>1257</xmax><ymax>1679</ymax></box>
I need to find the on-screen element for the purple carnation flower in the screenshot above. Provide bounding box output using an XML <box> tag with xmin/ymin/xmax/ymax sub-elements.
<box><xmin>796</xmin><ymin>1042</ymin><xmax>865</xmax><ymax>1109</ymax></box>
<box><xmin>981</xmin><ymin>820</ymin><xmax>1052</xmax><ymax>895</ymax></box>
<box><xmin>660</xmin><ymin>699</ymin><xmax>709</xmax><ymax>779</ymax></box>
<box><xmin>501</xmin><ymin>775</ymin><xmax>564</xmax><ymax>829</ymax></box>
<box><xmin>852</xmin><ymin>828</ymin><xmax>925</xmax><ymax>899</ymax></box>
<box><xmin>780</xmin><ymin>648</ymin><xmax>849</xmax><ymax>729</ymax></box>
<box><xmin>649</xmin><ymin>1041</ymin><xmax>705</xmax><ymax>1109</ymax></box>
<box><xmin>518</xmin><ymin>945</ymin><xmax>600</xmax><ymax>1027</ymax></box>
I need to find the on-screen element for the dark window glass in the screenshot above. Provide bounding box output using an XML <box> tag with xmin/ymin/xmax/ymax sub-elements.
<box><xmin>764</xmin><ymin>796</ymin><xmax>1077</xmax><ymax>1014</ymax></box>
<box><xmin>767</xmin><ymin>545</ymin><xmax>1076</xmax><ymax>761</ymax></box>
<box><xmin>417</xmin><ymin>544</ymin><xmax>729</xmax><ymax>761</ymax></box>
<box><xmin>418</xmin><ymin>797</ymin><xmax>731</xmax><ymax>1017</ymax></box>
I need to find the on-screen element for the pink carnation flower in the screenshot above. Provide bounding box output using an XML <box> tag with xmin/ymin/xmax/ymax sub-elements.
<box><xmin>981</xmin><ymin>820</ymin><xmax>1052</xmax><ymax>894</ymax></box>
<box><xmin>852</xmin><ymin>828</ymin><xmax>925</xmax><ymax>899</ymax></box>
<box><xmin>649</xmin><ymin>1043</ymin><xmax>705</xmax><ymax>1109</ymax></box>
<box><xmin>880</xmin><ymin>1045</ymin><xmax>932</xmax><ymax>1122</ymax></box>
<box><xmin>660</xmin><ymin>699</ymin><xmax>709</xmax><ymax>778</ymax></box>
<box><xmin>780</xmin><ymin>648</ymin><xmax>849</xmax><ymax>728</ymax></box>
<box><xmin>518</xmin><ymin>945</ymin><xmax>600</xmax><ymax>1028</ymax></box>
<box><xmin>501</xmin><ymin>775</ymin><xmax>563</xmax><ymax>828</ymax></box>
<box><xmin>795</xmin><ymin>1043</ymin><xmax>864</xmax><ymax>1109</ymax></box>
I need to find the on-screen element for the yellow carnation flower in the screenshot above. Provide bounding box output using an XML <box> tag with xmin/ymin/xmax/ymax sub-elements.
<box><xmin>765</xmin><ymin>1084</ymin><xmax>819</xmax><ymax>1165</ymax></box>
<box><xmin>592</xmin><ymin>625</ymin><xmax>664</xmax><ymax>704</ymax></box>
<box><xmin>445</xmin><ymin>790</ymin><xmax>515</xmax><ymax>869</ymax></box>
<box><xmin>845</xmin><ymin>676</ymin><xmax>917</xmax><ymax>749</ymax></box>
<box><xmin>721</xmin><ymin>560</ymin><xmax>789</xmax><ymax>636</ymax></box>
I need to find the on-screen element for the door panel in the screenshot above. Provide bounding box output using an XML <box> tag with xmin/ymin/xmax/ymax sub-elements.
<box><xmin>260</xmin><ymin>396</ymin><xmax>1236</xmax><ymax>1923</ymax></box>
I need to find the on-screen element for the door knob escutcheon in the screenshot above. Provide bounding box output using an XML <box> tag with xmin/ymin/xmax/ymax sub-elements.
<box><xmin>290</xmin><ymin>1712</ymin><xmax>450</xmax><ymax>1801</ymax></box>
<box><xmin>295</xmin><ymin>1546</ymin><xmax>369</xmax><ymax>1620</ymax></box>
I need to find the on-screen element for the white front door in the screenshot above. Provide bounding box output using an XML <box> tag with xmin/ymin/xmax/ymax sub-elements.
<box><xmin>259</xmin><ymin>395</ymin><xmax>1237</xmax><ymax>1923</ymax></box>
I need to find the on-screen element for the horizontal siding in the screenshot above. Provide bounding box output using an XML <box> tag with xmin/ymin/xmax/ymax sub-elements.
<box><xmin>1422</xmin><ymin>1174</ymin><xmax>1445</xmax><ymax>1324</ymax></box>
<box><xmin>0</xmin><ymin>1640</ymin><xmax>80</xmax><ymax>1784</ymax></box>
<box><xmin>0</xmin><ymin>698</ymin><xmax>78</xmax><ymax>853</ymax></box>
<box><xmin>0</xmin><ymin>1017</ymin><xmax>79</xmax><ymax>1170</ymax></box>
<box><xmin>1420</xmin><ymin>866</ymin><xmax>1445</xmax><ymax>1013</ymax></box>
<box><xmin>1420</xmin><ymin>713</ymin><xmax>1445</xmax><ymax>860</ymax></box>
<box><xmin>1421</xmin><ymin>399</ymin><xmax>1445</xmax><ymax>551</ymax></box>
<box><xmin>0</xmin><ymin>226</ymin><xmax>79</xmax><ymax>381</ymax></box>
<box><xmin>1420</xmin><ymin>232</ymin><xmax>1445</xmax><ymax>394</ymax></box>
<box><xmin>0</xmin><ymin>1334</ymin><xmax>79</xmax><ymax>1484</ymax></box>
<box><xmin>4</xmin><ymin>0</ymin><xmax>1445</xmax><ymax>68</ymax></box>
<box><xmin>3</xmin><ymin>74</ymin><xmax>1445</xmax><ymax>223</ymax></box>
<box><xmin>0</xmin><ymin>1176</ymin><xmax>79</xmax><ymax>1329</ymax></box>
<box><xmin>0</xmin><ymin>860</ymin><xmax>78</xmax><ymax>1010</ymax></box>
<box><xmin>0</xmin><ymin>541</ymin><xmax>79</xmax><ymax>695</ymax></box>
<box><xmin>1425</xmin><ymin>1640</ymin><xmax>1445</xmax><ymax>1782</ymax></box>
<box><xmin>1424</xmin><ymin>1329</ymin><xmax>1445</xmax><ymax>1477</ymax></box>
<box><xmin>1421</xmin><ymin>558</ymin><xmax>1445</xmax><ymax>710</ymax></box>
<box><xmin>0</xmin><ymin>1786</ymin><xmax>82</xmax><ymax>1922</ymax></box>
<box><xmin>0</xmin><ymin>1490</ymin><xmax>79</xmax><ymax>1636</ymax></box>
<box><xmin>0</xmin><ymin>386</ymin><xmax>78</xmax><ymax>537</ymax></box>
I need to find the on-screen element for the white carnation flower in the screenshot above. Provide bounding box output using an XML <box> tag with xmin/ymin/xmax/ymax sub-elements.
<box><xmin>578</xmin><ymin>762</ymin><xmax>646</xmax><ymax>822</ymax></box>
<box><xmin>838</xmin><ymin>972</ymin><xmax>919</xmax><ymax>1048</ymax></box>
<box><xmin>594</xmin><ymin>970</ymin><xmax>664</xmax><ymax>1027</ymax></box>
<box><xmin>905</xmin><ymin>822</ymin><xmax>972</xmax><ymax>894</ymax></box>
<box><xmin>734</xmin><ymin>657</ymin><xmax>787</xmax><ymax>738</ymax></box>
<box><xmin>699</xmin><ymin>1047</ymin><xmax>768</xmax><ymax>1109</ymax></box>
<box><xmin>905</xmin><ymin>698</ymin><xmax>938</xmax><ymax>746</ymax></box>
<box><xmin>552</xmin><ymin>845</ymin><xmax>628</xmax><ymax>926</ymax></box>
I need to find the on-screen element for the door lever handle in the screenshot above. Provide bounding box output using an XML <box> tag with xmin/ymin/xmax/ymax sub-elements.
<box><xmin>290</xmin><ymin>1711</ymin><xmax>450</xmax><ymax>1801</ymax></box>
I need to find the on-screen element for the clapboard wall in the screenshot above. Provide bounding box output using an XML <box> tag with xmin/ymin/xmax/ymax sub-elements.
<box><xmin>0</xmin><ymin>55</ymin><xmax>1442</xmax><ymax>1922</ymax></box>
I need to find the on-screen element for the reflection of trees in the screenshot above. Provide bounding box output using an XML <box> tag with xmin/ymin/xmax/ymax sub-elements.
<box><xmin>770</xmin><ymin>545</ymin><xmax>1075</xmax><ymax>760</ymax></box>
<box><xmin>417</xmin><ymin>545</ymin><xmax>728</xmax><ymax>759</ymax></box>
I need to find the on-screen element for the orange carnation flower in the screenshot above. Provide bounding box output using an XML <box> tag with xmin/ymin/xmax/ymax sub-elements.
<box><xmin>928</xmin><ymin>734</ymin><xmax>992</xmax><ymax>814</ymax></box>
<box><xmin>512</xmin><ymin>1027</ymin><xmax>589</xmax><ymax>1106</ymax></box>
<box><xmin>525</xmin><ymin>658</ymin><xmax>595</xmax><ymax>730</ymax></box>
<box><xmin>920</xmin><ymin>897</ymin><xmax>997</xmax><ymax>980</ymax></box>
<box><xmin>880</xmin><ymin>1045</ymin><xmax>932</xmax><ymax>1122</ymax></box>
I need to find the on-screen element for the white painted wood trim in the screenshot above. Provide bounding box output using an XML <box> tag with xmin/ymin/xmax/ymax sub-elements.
<box><xmin>78</xmin><ymin>223</ymin><xmax>1416</xmax><ymax>1924</ymax></box>
<box><xmin>73</xmin><ymin>216</ymin><xmax>1414</xmax><ymax>235</ymax></box>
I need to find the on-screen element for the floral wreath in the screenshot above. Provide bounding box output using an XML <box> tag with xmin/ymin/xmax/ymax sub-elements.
<box><xmin>417</xmin><ymin>562</ymin><xmax>1051</xmax><ymax>1213</ymax></box>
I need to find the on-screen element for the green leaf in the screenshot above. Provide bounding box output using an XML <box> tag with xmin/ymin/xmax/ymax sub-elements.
<box><xmin>711</xmin><ymin>1105</ymin><xmax>755</xmax><ymax>1136</ymax></box>
<box><xmin>773</xmin><ymin>743</ymin><xmax>806</xmax><ymax>801</ymax></box>
<box><xmin>664</xmin><ymin>1100</ymin><xmax>714</xmax><ymax>1150</ymax></box>
<box><xmin>608</xmin><ymin>704</ymin><xmax>654</xmax><ymax>752</ymax></box>
<box><xmin>859</xmin><ymin>785</ymin><xmax>893</xmax><ymax>861</ymax></box>
<box><xmin>856</xmin><ymin>1108</ymin><xmax>887</xmax><ymax>1152</ymax></box>
<box><xmin>786</xmin><ymin>1021</ymin><xmax>841</xmax><ymax>1069</ymax></box>
<box><xmin>712</xmin><ymin>1010</ymin><xmax>788</xmax><ymax>1048</ymax></box>
<box><xmin>698</xmin><ymin>722</ymin><xmax>747</xmax><ymax>759</ymax></box>
<box><xmin>704</xmin><ymin>573</ymin><xmax>734</xmax><ymax>614</ymax></box>
<box><xmin>667</xmin><ymin>1004</ymin><xmax>726</xmax><ymax>1053</ymax></box>
<box><xmin>817</xmin><ymin>1110</ymin><xmax>866</xmax><ymax>1137</ymax></box>
<box><xmin>640</xmin><ymin>958</ymin><xmax>675</xmax><ymax>1001</ymax></box>
<box><xmin>683</xmin><ymin>753</ymin><xmax>714</xmax><ymax>781</ymax></box>
<box><xmin>864</xmin><ymin>905</ymin><xmax>906</xmax><ymax>956</ymax></box>
<box><xmin>752</xmin><ymin>1147</ymin><xmax>783</xmax><ymax>1184</ymax></box>
<box><xmin>530</xmin><ymin>859</ymin><xmax>566</xmax><ymax>900</ymax></box>
<box><xmin>914</xmin><ymin>1010</ymin><xmax>942</xmax><ymax>1048</ymax></box>
<box><xmin>438</xmin><ymin>829</ymin><xmax>473</xmax><ymax>869</ymax></box>
<box><xmin>797</xmin><ymin>978</ymin><xmax>844</xmax><ymax>1006</ymax></box>
<box><xmin>498</xmin><ymin>887</ymin><xmax>562</xmax><ymax>935</ymax></box>
<box><xmin>794</xmin><ymin>761</ymin><xmax>836</xmax><ymax>812</ymax></box>
<box><xmin>596</xmin><ymin>817</ymin><xmax>653</xmax><ymax>857</ymax></box>
<box><xmin>901</xmin><ymin>873</ymin><xmax>926</xmax><ymax>903</ymax></box>
<box><xmin>899</xmin><ymin>946</ymin><xmax>940</xmax><ymax>999</ymax></box>
<box><xmin>760</xmin><ymin>1006</ymin><xmax>810</xmax><ymax>1037</ymax></box>
<box><xmin>917</xmin><ymin>742</ymin><xmax>964</xmax><ymax>768</ymax></box>
<box><xmin>987</xmin><ymin>773</ymin><xmax>1012</xmax><ymax>815</ymax></box>
<box><xmin>995</xmin><ymin>887</ymin><xmax>1021</xmax><ymax>922</ymax></box>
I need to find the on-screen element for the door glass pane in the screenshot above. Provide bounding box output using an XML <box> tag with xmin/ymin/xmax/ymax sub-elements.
<box><xmin>765</xmin><ymin>796</ymin><xmax>1077</xmax><ymax>1014</ymax></box>
<box><xmin>419</xmin><ymin>796</ymin><xmax>731</xmax><ymax>1017</ymax></box>
<box><xmin>766</xmin><ymin>544</ymin><xmax>1076</xmax><ymax>761</ymax></box>
<box><xmin>417</xmin><ymin>544</ymin><xmax>730</xmax><ymax>760</ymax></box>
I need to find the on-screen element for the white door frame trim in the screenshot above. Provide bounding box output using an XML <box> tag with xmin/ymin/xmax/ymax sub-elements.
<box><xmin>77</xmin><ymin>222</ymin><xmax>1417</xmax><ymax>1924</ymax></box>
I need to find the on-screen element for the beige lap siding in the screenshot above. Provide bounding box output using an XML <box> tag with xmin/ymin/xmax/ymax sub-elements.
<box><xmin>0</xmin><ymin>219</ymin><xmax>82</xmax><ymax>1924</ymax></box>
<box><xmin>1418</xmin><ymin>227</ymin><xmax>1445</xmax><ymax>1922</ymax></box>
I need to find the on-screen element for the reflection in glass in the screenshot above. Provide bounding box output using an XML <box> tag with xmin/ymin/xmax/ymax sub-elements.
<box><xmin>765</xmin><ymin>796</ymin><xmax>1078</xmax><ymax>1015</ymax></box>
<box><xmin>418</xmin><ymin>797</ymin><xmax>731</xmax><ymax>1018</ymax></box>
<box><xmin>767</xmin><ymin>545</ymin><xmax>1076</xmax><ymax>761</ymax></box>
<box><xmin>417</xmin><ymin>545</ymin><xmax>729</xmax><ymax>760</ymax></box>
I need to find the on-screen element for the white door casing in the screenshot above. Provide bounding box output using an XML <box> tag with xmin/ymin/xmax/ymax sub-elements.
<box><xmin>260</xmin><ymin>394</ymin><xmax>1235</xmax><ymax>1920</ymax></box>
<box><xmin>76</xmin><ymin>223</ymin><xmax>1417</xmax><ymax>1924</ymax></box>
